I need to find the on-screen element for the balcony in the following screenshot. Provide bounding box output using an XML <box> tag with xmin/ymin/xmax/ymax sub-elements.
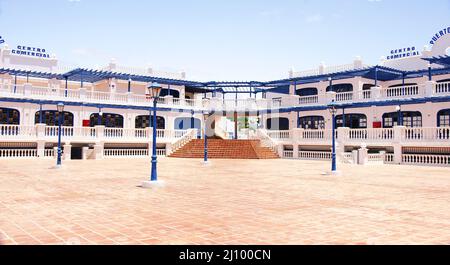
<box><xmin>0</xmin><ymin>124</ymin><xmax>192</xmax><ymax>144</ymax></box>
<box><xmin>1</xmin><ymin>81</ymin><xmax>450</xmax><ymax>112</ymax></box>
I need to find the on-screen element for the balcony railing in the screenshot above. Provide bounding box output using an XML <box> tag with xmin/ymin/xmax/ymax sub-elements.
<box><xmin>0</xmin><ymin>81</ymin><xmax>449</xmax><ymax>112</ymax></box>
<box><xmin>0</xmin><ymin>124</ymin><xmax>189</xmax><ymax>143</ymax></box>
<box><xmin>263</xmin><ymin>127</ymin><xmax>450</xmax><ymax>146</ymax></box>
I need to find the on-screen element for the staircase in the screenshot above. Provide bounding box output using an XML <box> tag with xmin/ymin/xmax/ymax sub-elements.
<box><xmin>169</xmin><ymin>139</ymin><xmax>279</xmax><ymax>159</ymax></box>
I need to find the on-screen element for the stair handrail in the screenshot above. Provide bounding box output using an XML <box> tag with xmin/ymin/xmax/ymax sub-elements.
<box><xmin>169</xmin><ymin>129</ymin><xmax>198</xmax><ymax>155</ymax></box>
<box><xmin>255</xmin><ymin>129</ymin><xmax>278</xmax><ymax>152</ymax></box>
<box><xmin>213</xmin><ymin>123</ymin><xmax>230</xmax><ymax>139</ymax></box>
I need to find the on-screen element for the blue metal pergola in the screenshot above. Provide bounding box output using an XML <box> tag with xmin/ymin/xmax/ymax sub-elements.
<box><xmin>1</xmin><ymin>64</ymin><xmax>448</xmax><ymax>96</ymax></box>
<box><xmin>422</xmin><ymin>55</ymin><xmax>450</xmax><ymax>67</ymax></box>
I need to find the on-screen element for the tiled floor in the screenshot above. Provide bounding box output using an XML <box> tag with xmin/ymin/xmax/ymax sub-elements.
<box><xmin>1</xmin><ymin>158</ymin><xmax>450</xmax><ymax>245</ymax></box>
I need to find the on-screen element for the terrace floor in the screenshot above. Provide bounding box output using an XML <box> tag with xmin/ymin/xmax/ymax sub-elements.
<box><xmin>0</xmin><ymin>158</ymin><xmax>450</xmax><ymax>245</ymax></box>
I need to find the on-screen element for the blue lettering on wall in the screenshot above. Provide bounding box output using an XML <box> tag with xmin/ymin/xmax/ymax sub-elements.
<box><xmin>11</xmin><ymin>45</ymin><xmax>50</xmax><ymax>58</ymax></box>
<box><xmin>0</xmin><ymin>35</ymin><xmax>5</xmax><ymax>44</ymax></box>
<box><xmin>429</xmin><ymin>26</ymin><xmax>450</xmax><ymax>46</ymax></box>
<box><xmin>386</xmin><ymin>46</ymin><xmax>420</xmax><ymax>60</ymax></box>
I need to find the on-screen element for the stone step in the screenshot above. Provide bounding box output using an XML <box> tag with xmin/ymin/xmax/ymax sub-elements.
<box><xmin>169</xmin><ymin>139</ymin><xmax>279</xmax><ymax>160</ymax></box>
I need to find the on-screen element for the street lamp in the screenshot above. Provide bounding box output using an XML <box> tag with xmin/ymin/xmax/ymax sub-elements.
<box><xmin>328</xmin><ymin>102</ymin><xmax>338</xmax><ymax>175</ymax></box>
<box><xmin>396</xmin><ymin>105</ymin><xmax>403</xmax><ymax>126</ymax></box>
<box><xmin>142</xmin><ymin>82</ymin><xmax>162</xmax><ymax>188</ymax></box>
<box><xmin>203</xmin><ymin>110</ymin><xmax>210</xmax><ymax>164</ymax></box>
<box><xmin>56</xmin><ymin>103</ymin><xmax>64</xmax><ymax>168</ymax></box>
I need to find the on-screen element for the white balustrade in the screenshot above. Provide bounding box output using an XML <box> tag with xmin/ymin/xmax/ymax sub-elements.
<box><xmin>368</xmin><ymin>153</ymin><xmax>383</xmax><ymax>162</ymax></box>
<box><xmin>298</xmin><ymin>151</ymin><xmax>331</xmax><ymax>160</ymax></box>
<box><xmin>302</xmin><ymin>129</ymin><xmax>332</xmax><ymax>140</ymax></box>
<box><xmin>283</xmin><ymin>151</ymin><xmax>294</xmax><ymax>158</ymax></box>
<box><xmin>385</xmin><ymin>153</ymin><xmax>395</xmax><ymax>164</ymax></box>
<box><xmin>104</xmin><ymin>149</ymin><xmax>149</xmax><ymax>157</ymax></box>
<box><xmin>0</xmin><ymin>125</ymin><xmax>36</xmax><ymax>138</ymax></box>
<box><xmin>402</xmin><ymin>154</ymin><xmax>450</xmax><ymax>166</ymax></box>
<box><xmin>402</xmin><ymin>127</ymin><xmax>450</xmax><ymax>142</ymax></box>
<box><xmin>348</xmin><ymin>128</ymin><xmax>394</xmax><ymax>141</ymax></box>
<box><xmin>0</xmin><ymin>149</ymin><xmax>37</xmax><ymax>158</ymax></box>
<box><xmin>298</xmin><ymin>95</ymin><xmax>319</xmax><ymax>105</ymax></box>
<box><xmin>44</xmin><ymin>149</ymin><xmax>55</xmax><ymax>157</ymax></box>
<box><xmin>45</xmin><ymin>126</ymin><xmax>74</xmax><ymax>137</ymax></box>
<box><xmin>382</xmin><ymin>85</ymin><xmax>422</xmax><ymax>99</ymax></box>
<box><xmin>170</xmin><ymin>129</ymin><xmax>198</xmax><ymax>155</ymax></box>
<box><xmin>435</xmin><ymin>81</ymin><xmax>450</xmax><ymax>95</ymax></box>
<box><xmin>266</xmin><ymin>130</ymin><xmax>291</xmax><ymax>140</ymax></box>
<box><xmin>335</xmin><ymin>92</ymin><xmax>353</xmax><ymax>102</ymax></box>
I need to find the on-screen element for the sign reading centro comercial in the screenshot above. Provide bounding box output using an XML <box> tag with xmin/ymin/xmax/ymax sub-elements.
<box><xmin>386</xmin><ymin>47</ymin><xmax>420</xmax><ymax>60</ymax></box>
<box><xmin>430</xmin><ymin>26</ymin><xmax>450</xmax><ymax>46</ymax></box>
<box><xmin>11</xmin><ymin>45</ymin><xmax>51</xmax><ymax>58</ymax></box>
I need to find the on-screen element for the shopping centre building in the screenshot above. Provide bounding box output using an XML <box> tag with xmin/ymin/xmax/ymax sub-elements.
<box><xmin>1</xmin><ymin>27</ymin><xmax>450</xmax><ymax>166</ymax></box>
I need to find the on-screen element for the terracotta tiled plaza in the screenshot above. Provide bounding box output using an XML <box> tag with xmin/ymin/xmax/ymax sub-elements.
<box><xmin>1</xmin><ymin>158</ymin><xmax>450</xmax><ymax>245</ymax></box>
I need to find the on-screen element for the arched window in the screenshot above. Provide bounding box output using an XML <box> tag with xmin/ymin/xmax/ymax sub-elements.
<box><xmin>135</xmin><ymin>115</ymin><xmax>165</xmax><ymax>129</ymax></box>
<box><xmin>336</xmin><ymin>114</ymin><xmax>367</xmax><ymax>129</ymax></box>
<box><xmin>90</xmin><ymin>113</ymin><xmax>124</xmax><ymax>128</ymax></box>
<box><xmin>174</xmin><ymin>117</ymin><xmax>201</xmax><ymax>131</ymax></box>
<box><xmin>382</xmin><ymin>111</ymin><xmax>422</xmax><ymax>128</ymax></box>
<box><xmin>438</xmin><ymin>109</ymin><xmax>450</xmax><ymax>127</ymax></box>
<box><xmin>363</xmin><ymin>84</ymin><xmax>375</xmax><ymax>90</ymax></box>
<box><xmin>160</xmin><ymin>89</ymin><xmax>180</xmax><ymax>98</ymax></box>
<box><xmin>299</xmin><ymin>116</ymin><xmax>325</xmax><ymax>130</ymax></box>
<box><xmin>266</xmin><ymin>118</ymin><xmax>290</xmax><ymax>131</ymax></box>
<box><xmin>0</xmin><ymin>108</ymin><xmax>20</xmax><ymax>125</ymax></box>
<box><xmin>326</xmin><ymin>83</ymin><xmax>353</xmax><ymax>93</ymax></box>
<box><xmin>296</xmin><ymin>87</ymin><xmax>318</xmax><ymax>97</ymax></box>
<box><xmin>35</xmin><ymin>111</ymin><xmax>74</xmax><ymax>126</ymax></box>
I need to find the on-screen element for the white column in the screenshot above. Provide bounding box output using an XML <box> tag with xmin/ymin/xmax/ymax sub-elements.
<box><xmin>358</xmin><ymin>144</ymin><xmax>368</xmax><ymax>165</ymax></box>
<box><xmin>393</xmin><ymin>126</ymin><xmax>405</xmax><ymax>164</ymax></box>
<box><xmin>325</xmin><ymin>91</ymin><xmax>336</xmax><ymax>104</ymax></box>
<box><xmin>425</xmin><ymin>80</ymin><xmax>436</xmax><ymax>97</ymax></box>
<box><xmin>63</xmin><ymin>144</ymin><xmax>72</xmax><ymax>161</ymax></box>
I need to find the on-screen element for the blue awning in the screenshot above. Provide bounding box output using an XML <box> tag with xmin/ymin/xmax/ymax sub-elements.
<box><xmin>422</xmin><ymin>55</ymin><xmax>450</xmax><ymax>67</ymax></box>
<box><xmin>0</xmin><ymin>68</ymin><xmax>63</xmax><ymax>79</ymax></box>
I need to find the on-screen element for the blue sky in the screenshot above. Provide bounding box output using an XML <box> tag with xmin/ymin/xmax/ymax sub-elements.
<box><xmin>0</xmin><ymin>0</ymin><xmax>449</xmax><ymax>81</ymax></box>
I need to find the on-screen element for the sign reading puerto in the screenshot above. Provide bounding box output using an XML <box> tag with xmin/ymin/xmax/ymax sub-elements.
<box><xmin>430</xmin><ymin>26</ymin><xmax>450</xmax><ymax>46</ymax></box>
<box><xmin>386</xmin><ymin>46</ymin><xmax>420</xmax><ymax>60</ymax></box>
<box><xmin>0</xmin><ymin>36</ymin><xmax>5</xmax><ymax>44</ymax></box>
<box><xmin>11</xmin><ymin>45</ymin><xmax>50</xmax><ymax>58</ymax></box>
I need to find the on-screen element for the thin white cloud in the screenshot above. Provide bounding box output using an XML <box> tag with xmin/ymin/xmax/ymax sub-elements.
<box><xmin>305</xmin><ymin>14</ymin><xmax>323</xmax><ymax>23</ymax></box>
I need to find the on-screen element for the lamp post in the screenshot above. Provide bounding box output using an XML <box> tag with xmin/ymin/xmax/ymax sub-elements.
<box><xmin>396</xmin><ymin>105</ymin><xmax>403</xmax><ymax>126</ymax></box>
<box><xmin>142</xmin><ymin>82</ymin><xmax>162</xmax><ymax>187</ymax></box>
<box><xmin>203</xmin><ymin>110</ymin><xmax>209</xmax><ymax>164</ymax></box>
<box><xmin>328</xmin><ymin>102</ymin><xmax>338</xmax><ymax>175</ymax></box>
<box><xmin>56</xmin><ymin>103</ymin><xmax>64</xmax><ymax>168</ymax></box>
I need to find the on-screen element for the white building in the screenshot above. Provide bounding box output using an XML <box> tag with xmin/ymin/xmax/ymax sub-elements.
<box><xmin>1</xmin><ymin>27</ymin><xmax>450</xmax><ymax>166</ymax></box>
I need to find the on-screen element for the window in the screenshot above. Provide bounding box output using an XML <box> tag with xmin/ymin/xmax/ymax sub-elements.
<box><xmin>159</xmin><ymin>89</ymin><xmax>180</xmax><ymax>98</ymax></box>
<box><xmin>438</xmin><ymin>109</ymin><xmax>450</xmax><ymax>127</ymax></box>
<box><xmin>296</xmin><ymin>87</ymin><xmax>318</xmax><ymax>97</ymax></box>
<box><xmin>135</xmin><ymin>115</ymin><xmax>165</xmax><ymax>129</ymax></box>
<box><xmin>335</xmin><ymin>114</ymin><xmax>367</xmax><ymax>129</ymax></box>
<box><xmin>326</xmin><ymin>83</ymin><xmax>353</xmax><ymax>93</ymax></box>
<box><xmin>382</xmin><ymin>112</ymin><xmax>422</xmax><ymax>128</ymax></box>
<box><xmin>0</xmin><ymin>108</ymin><xmax>20</xmax><ymax>125</ymax></box>
<box><xmin>299</xmin><ymin>116</ymin><xmax>325</xmax><ymax>130</ymax></box>
<box><xmin>266</xmin><ymin>118</ymin><xmax>290</xmax><ymax>131</ymax></box>
<box><xmin>35</xmin><ymin>111</ymin><xmax>74</xmax><ymax>126</ymax></box>
<box><xmin>272</xmin><ymin>97</ymin><xmax>282</xmax><ymax>107</ymax></box>
<box><xmin>90</xmin><ymin>113</ymin><xmax>124</xmax><ymax>128</ymax></box>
